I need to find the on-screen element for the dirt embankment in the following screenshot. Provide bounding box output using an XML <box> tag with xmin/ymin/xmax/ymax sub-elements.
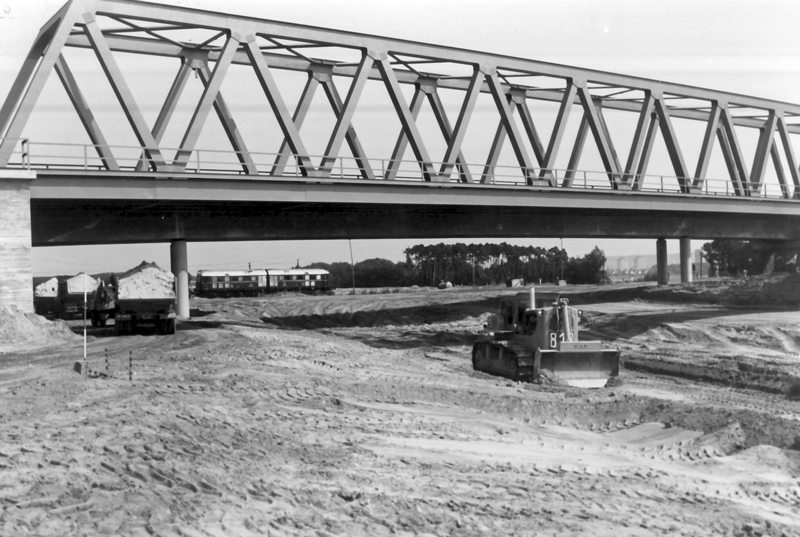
<box><xmin>572</xmin><ymin>273</ymin><xmax>800</xmax><ymax>307</ymax></box>
<box><xmin>0</xmin><ymin>304</ymin><xmax>78</xmax><ymax>353</ymax></box>
<box><xmin>4</xmin><ymin>287</ymin><xmax>800</xmax><ymax>535</ymax></box>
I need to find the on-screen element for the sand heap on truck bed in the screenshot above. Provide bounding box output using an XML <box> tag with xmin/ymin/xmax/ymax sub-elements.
<box><xmin>34</xmin><ymin>277</ymin><xmax>59</xmax><ymax>297</ymax></box>
<box><xmin>64</xmin><ymin>273</ymin><xmax>99</xmax><ymax>295</ymax></box>
<box><xmin>0</xmin><ymin>304</ymin><xmax>79</xmax><ymax>353</ymax></box>
<box><xmin>117</xmin><ymin>261</ymin><xmax>175</xmax><ymax>300</ymax></box>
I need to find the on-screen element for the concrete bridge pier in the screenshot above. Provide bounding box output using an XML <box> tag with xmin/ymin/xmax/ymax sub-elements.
<box><xmin>656</xmin><ymin>238</ymin><xmax>669</xmax><ymax>285</ymax></box>
<box><xmin>0</xmin><ymin>171</ymin><xmax>36</xmax><ymax>313</ymax></box>
<box><xmin>680</xmin><ymin>237</ymin><xmax>693</xmax><ymax>284</ymax></box>
<box><xmin>170</xmin><ymin>240</ymin><xmax>190</xmax><ymax>319</ymax></box>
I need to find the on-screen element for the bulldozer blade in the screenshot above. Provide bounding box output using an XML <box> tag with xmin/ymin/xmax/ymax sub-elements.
<box><xmin>536</xmin><ymin>348</ymin><xmax>620</xmax><ymax>388</ymax></box>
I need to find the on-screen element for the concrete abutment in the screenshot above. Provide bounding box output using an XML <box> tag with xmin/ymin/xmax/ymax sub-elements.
<box><xmin>0</xmin><ymin>171</ymin><xmax>36</xmax><ymax>313</ymax></box>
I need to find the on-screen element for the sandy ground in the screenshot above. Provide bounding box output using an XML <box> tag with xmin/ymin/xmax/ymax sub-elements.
<box><xmin>2</xmin><ymin>284</ymin><xmax>800</xmax><ymax>536</ymax></box>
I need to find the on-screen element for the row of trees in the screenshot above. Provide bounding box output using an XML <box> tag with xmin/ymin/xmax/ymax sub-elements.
<box><xmin>700</xmin><ymin>240</ymin><xmax>798</xmax><ymax>277</ymax></box>
<box><xmin>307</xmin><ymin>243</ymin><xmax>608</xmax><ymax>288</ymax></box>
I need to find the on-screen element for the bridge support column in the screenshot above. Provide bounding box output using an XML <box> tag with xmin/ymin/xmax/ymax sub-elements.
<box><xmin>0</xmin><ymin>171</ymin><xmax>36</xmax><ymax>313</ymax></box>
<box><xmin>656</xmin><ymin>238</ymin><xmax>669</xmax><ymax>286</ymax></box>
<box><xmin>170</xmin><ymin>240</ymin><xmax>190</xmax><ymax>318</ymax></box>
<box><xmin>679</xmin><ymin>237</ymin><xmax>693</xmax><ymax>284</ymax></box>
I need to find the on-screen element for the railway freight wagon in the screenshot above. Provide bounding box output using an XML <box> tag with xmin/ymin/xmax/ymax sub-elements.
<box><xmin>195</xmin><ymin>268</ymin><xmax>332</xmax><ymax>297</ymax></box>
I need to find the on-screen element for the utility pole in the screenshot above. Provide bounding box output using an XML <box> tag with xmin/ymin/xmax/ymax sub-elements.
<box><xmin>349</xmin><ymin>239</ymin><xmax>356</xmax><ymax>292</ymax></box>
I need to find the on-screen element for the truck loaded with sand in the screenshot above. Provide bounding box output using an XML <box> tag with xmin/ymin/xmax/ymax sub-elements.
<box><xmin>90</xmin><ymin>261</ymin><xmax>177</xmax><ymax>335</ymax></box>
<box><xmin>54</xmin><ymin>273</ymin><xmax>99</xmax><ymax>320</ymax></box>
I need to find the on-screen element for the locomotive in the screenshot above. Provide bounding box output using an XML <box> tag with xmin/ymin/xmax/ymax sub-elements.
<box><xmin>194</xmin><ymin>268</ymin><xmax>332</xmax><ymax>297</ymax></box>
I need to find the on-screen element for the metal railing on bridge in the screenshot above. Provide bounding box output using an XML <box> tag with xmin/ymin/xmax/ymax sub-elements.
<box><xmin>3</xmin><ymin>137</ymin><xmax>798</xmax><ymax>200</ymax></box>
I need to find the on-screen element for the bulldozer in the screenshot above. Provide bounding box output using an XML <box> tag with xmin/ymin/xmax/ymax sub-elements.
<box><xmin>472</xmin><ymin>288</ymin><xmax>620</xmax><ymax>388</ymax></box>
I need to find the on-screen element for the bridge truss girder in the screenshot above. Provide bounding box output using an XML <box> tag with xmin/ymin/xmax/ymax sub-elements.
<box><xmin>1</xmin><ymin>0</ymin><xmax>799</xmax><ymax>199</ymax></box>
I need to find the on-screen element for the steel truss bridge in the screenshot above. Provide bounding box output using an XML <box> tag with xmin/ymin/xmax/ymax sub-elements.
<box><xmin>1</xmin><ymin>0</ymin><xmax>800</xmax><ymax>203</ymax></box>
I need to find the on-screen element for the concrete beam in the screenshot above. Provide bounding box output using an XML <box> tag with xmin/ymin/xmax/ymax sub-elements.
<box><xmin>656</xmin><ymin>238</ymin><xmax>668</xmax><ymax>286</ymax></box>
<box><xmin>29</xmin><ymin>198</ymin><xmax>800</xmax><ymax>246</ymax></box>
<box><xmin>0</xmin><ymin>171</ymin><xmax>36</xmax><ymax>313</ymax></box>
<box><xmin>170</xmin><ymin>239</ymin><xmax>189</xmax><ymax>318</ymax></box>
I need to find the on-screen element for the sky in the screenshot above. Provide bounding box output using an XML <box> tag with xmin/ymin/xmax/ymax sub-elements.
<box><xmin>2</xmin><ymin>0</ymin><xmax>799</xmax><ymax>276</ymax></box>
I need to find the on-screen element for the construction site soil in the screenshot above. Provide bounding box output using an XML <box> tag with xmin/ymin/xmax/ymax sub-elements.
<box><xmin>2</xmin><ymin>276</ymin><xmax>800</xmax><ymax>536</ymax></box>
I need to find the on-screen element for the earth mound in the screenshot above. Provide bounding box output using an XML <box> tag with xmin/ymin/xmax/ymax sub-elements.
<box><xmin>0</xmin><ymin>304</ymin><xmax>79</xmax><ymax>352</ymax></box>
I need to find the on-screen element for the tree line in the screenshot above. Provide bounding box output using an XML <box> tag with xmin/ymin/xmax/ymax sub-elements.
<box><xmin>700</xmin><ymin>239</ymin><xmax>797</xmax><ymax>277</ymax></box>
<box><xmin>306</xmin><ymin>243</ymin><xmax>608</xmax><ymax>289</ymax></box>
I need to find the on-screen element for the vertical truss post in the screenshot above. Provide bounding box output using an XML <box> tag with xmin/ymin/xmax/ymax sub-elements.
<box><xmin>634</xmin><ymin>112</ymin><xmax>660</xmax><ymax>190</ymax></box>
<box><xmin>136</xmin><ymin>61</ymin><xmax>191</xmax><ymax>172</ymax></box>
<box><xmin>563</xmin><ymin>114</ymin><xmax>588</xmax><ymax>187</ymax></box>
<box><xmin>484</xmin><ymin>66</ymin><xmax>536</xmax><ymax>184</ymax></box>
<box><xmin>426</xmin><ymin>88</ymin><xmax>474</xmax><ymax>183</ymax></box>
<box><xmin>319</xmin><ymin>53</ymin><xmax>373</xmax><ymax>176</ymax></box>
<box><xmin>321</xmin><ymin>73</ymin><xmax>375</xmax><ymax>180</ymax></box>
<box><xmin>83</xmin><ymin>14</ymin><xmax>166</xmax><ymax>169</ymax></box>
<box><xmin>54</xmin><ymin>54</ymin><xmax>119</xmax><ymax>171</ymax></box>
<box><xmin>716</xmin><ymin>121</ymin><xmax>746</xmax><ymax>197</ymax></box>
<box><xmin>693</xmin><ymin>101</ymin><xmax>721</xmax><ymax>189</ymax></box>
<box><xmin>437</xmin><ymin>67</ymin><xmax>481</xmax><ymax>181</ymax></box>
<box><xmin>196</xmin><ymin>60</ymin><xmax>257</xmax><ymax>174</ymax></box>
<box><xmin>513</xmin><ymin>92</ymin><xmax>545</xmax><ymax>165</ymax></box>
<box><xmin>385</xmin><ymin>85</ymin><xmax>424</xmax><ymax>180</ymax></box>
<box><xmin>273</xmin><ymin>71</ymin><xmax>319</xmax><ymax>176</ymax></box>
<box><xmin>770</xmin><ymin>144</ymin><xmax>790</xmax><ymax>199</ymax></box>
<box><xmin>653</xmin><ymin>93</ymin><xmax>690</xmax><ymax>193</ymax></box>
<box><xmin>376</xmin><ymin>53</ymin><xmax>437</xmax><ymax>181</ymax></box>
<box><xmin>577</xmin><ymin>83</ymin><xmax>622</xmax><ymax>187</ymax></box>
<box><xmin>540</xmin><ymin>81</ymin><xmax>577</xmax><ymax>181</ymax></box>
<box><xmin>718</xmin><ymin>105</ymin><xmax>750</xmax><ymax>196</ymax></box>
<box><xmin>749</xmin><ymin>110</ymin><xmax>778</xmax><ymax>195</ymax></box>
<box><xmin>0</xmin><ymin>7</ymin><xmax>77</xmax><ymax>166</ymax></box>
<box><xmin>244</xmin><ymin>34</ymin><xmax>314</xmax><ymax>176</ymax></box>
<box><xmin>622</xmin><ymin>92</ymin><xmax>655</xmax><ymax>186</ymax></box>
<box><xmin>173</xmin><ymin>34</ymin><xmax>240</xmax><ymax>168</ymax></box>
<box><xmin>777</xmin><ymin>116</ymin><xmax>800</xmax><ymax>199</ymax></box>
<box><xmin>512</xmin><ymin>89</ymin><xmax>554</xmax><ymax>185</ymax></box>
<box><xmin>481</xmin><ymin>107</ymin><xmax>510</xmax><ymax>184</ymax></box>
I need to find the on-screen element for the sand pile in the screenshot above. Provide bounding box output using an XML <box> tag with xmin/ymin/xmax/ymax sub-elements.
<box><xmin>0</xmin><ymin>303</ymin><xmax>79</xmax><ymax>352</ymax></box>
<box><xmin>117</xmin><ymin>261</ymin><xmax>175</xmax><ymax>300</ymax></box>
<box><xmin>63</xmin><ymin>273</ymin><xmax>99</xmax><ymax>295</ymax></box>
<box><xmin>34</xmin><ymin>277</ymin><xmax>58</xmax><ymax>298</ymax></box>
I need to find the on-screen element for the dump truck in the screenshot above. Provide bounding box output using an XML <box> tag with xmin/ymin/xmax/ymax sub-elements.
<box><xmin>55</xmin><ymin>273</ymin><xmax>98</xmax><ymax>320</ymax></box>
<box><xmin>472</xmin><ymin>288</ymin><xmax>620</xmax><ymax>388</ymax></box>
<box><xmin>89</xmin><ymin>282</ymin><xmax>116</xmax><ymax>328</ymax></box>
<box><xmin>85</xmin><ymin>262</ymin><xmax>177</xmax><ymax>335</ymax></box>
<box><xmin>114</xmin><ymin>262</ymin><xmax>177</xmax><ymax>335</ymax></box>
<box><xmin>34</xmin><ymin>277</ymin><xmax>59</xmax><ymax>318</ymax></box>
